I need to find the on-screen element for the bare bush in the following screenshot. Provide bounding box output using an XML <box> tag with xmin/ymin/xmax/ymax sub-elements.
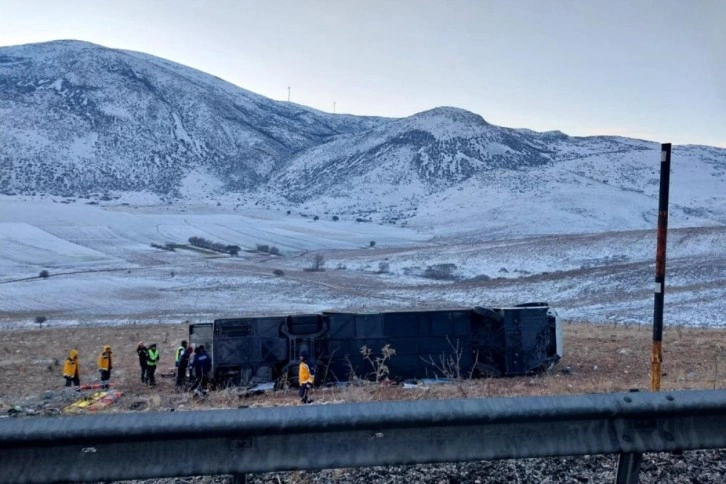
<box><xmin>307</xmin><ymin>254</ymin><xmax>325</xmax><ymax>271</ymax></box>
<box><xmin>360</xmin><ymin>344</ymin><xmax>396</xmax><ymax>382</ymax></box>
<box><xmin>422</xmin><ymin>263</ymin><xmax>457</xmax><ymax>280</ymax></box>
<box><xmin>189</xmin><ymin>236</ymin><xmax>239</xmax><ymax>256</ymax></box>
<box><xmin>421</xmin><ymin>336</ymin><xmax>465</xmax><ymax>380</ymax></box>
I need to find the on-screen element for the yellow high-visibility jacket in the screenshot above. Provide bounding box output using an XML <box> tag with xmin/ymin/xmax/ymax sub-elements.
<box><xmin>97</xmin><ymin>346</ymin><xmax>112</xmax><ymax>371</ymax></box>
<box><xmin>299</xmin><ymin>361</ymin><xmax>314</xmax><ymax>385</ymax></box>
<box><xmin>63</xmin><ymin>349</ymin><xmax>79</xmax><ymax>378</ymax></box>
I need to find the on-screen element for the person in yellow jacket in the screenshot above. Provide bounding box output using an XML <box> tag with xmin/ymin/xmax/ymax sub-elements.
<box><xmin>97</xmin><ymin>345</ymin><xmax>112</xmax><ymax>389</ymax></box>
<box><xmin>63</xmin><ymin>349</ymin><xmax>80</xmax><ymax>387</ymax></box>
<box><xmin>298</xmin><ymin>350</ymin><xmax>315</xmax><ymax>404</ymax></box>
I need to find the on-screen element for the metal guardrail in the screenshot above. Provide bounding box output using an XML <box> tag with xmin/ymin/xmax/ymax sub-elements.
<box><xmin>1</xmin><ymin>389</ymin><xmax>725</xmax><ymax>483</ymax></box>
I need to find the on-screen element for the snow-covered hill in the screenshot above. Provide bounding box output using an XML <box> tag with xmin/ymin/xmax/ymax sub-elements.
<box><xmin>1</xmin><ymin>40</ymin><xmax>724</xmax><ymax>239</ymax></box>
<box><xmin>0</xmin><ymin>40</ymin><xmax>387</xmax><ymax>195</ymax></box>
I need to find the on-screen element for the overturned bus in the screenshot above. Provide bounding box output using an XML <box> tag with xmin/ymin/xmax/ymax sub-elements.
<box><xmin>189</xmin><ymin>303</ymin><xmax>562</xmax><ymax>387</ymax></box>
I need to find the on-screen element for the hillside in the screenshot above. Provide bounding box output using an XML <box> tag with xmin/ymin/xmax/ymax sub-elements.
<box><xmin>1</xmin><ymin>40</ymin><xmax>725</xmax><ymax>330</ymax></box>
<box><xmin>1</xmin><ymin>40</ymin><xmax>724</xmax><ymax>237</ymax></box>
<box><xmin>0</xmin><ymin>40</ymin><xmax>386</xmax><ymax>195</ymax></box>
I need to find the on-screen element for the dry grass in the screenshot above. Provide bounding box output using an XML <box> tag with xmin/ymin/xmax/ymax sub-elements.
<box><xmin>1</xmin><ymin>321</ymin><xmax>724</xmax><ymax>414</ymax></box>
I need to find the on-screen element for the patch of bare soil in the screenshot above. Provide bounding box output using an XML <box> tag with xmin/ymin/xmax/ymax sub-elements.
<box><xmin>1</xmin><ymin>321</ymin><xmax>724</xmax><ymax>483</ymax></box>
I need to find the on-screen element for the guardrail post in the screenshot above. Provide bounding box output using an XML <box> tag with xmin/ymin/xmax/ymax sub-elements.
<box><xmin>232</xmin><ymin>472</ymin><xmax>247</xmax><ymax>483</ymax></box>
<box><xmin>616</xmin><ymin>452</ymin><xmax>642</xmax><ymax>484</ymax></box>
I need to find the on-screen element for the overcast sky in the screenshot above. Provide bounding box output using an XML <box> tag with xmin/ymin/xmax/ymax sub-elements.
<box><xmin>1</xmin><ymin>0</ymin><xmax>724</xmax><ymax>147</ymax></box>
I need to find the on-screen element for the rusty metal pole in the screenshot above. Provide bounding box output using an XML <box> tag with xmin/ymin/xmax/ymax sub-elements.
<box><xmin>651</xmin><ymin>143</ymin><xmax>672</xmax><ymax>392</ymax></box>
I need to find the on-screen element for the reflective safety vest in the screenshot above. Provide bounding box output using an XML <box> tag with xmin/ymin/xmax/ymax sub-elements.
<box><xmin>147</xmin><ymin>348</ymin><xmax>160</xmax><ymax>367</ymax></box>
<box><xmin>175</xmin><ymin>346</ymin><xmax>185</xmax><ymax>364</ymax></box>
<box><xmin>63</xmin><ymin>350</ymin><xmax>79</xmax><ymax>378</ymax></box>
<box><xmin>299</xmin><ymin>361</ymin><xmax>314</xmax><ymax>385</ymax></box>
<box><xmin>97</xmin><ymin>348</ymin><xmax>112</xmax><ymax>371</ymax></box>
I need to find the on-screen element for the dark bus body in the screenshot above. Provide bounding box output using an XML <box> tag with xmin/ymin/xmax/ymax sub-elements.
<box><xmin>189</xmin><ymin>303</ymin><xmax>561</xmax><ymax>387</ymax></box>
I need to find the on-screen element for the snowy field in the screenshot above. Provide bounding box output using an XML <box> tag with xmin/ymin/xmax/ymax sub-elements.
<box><xmin>1</xmin><ymin>197</ymin><xmax>724</xmax><ymax>329</ymax></box>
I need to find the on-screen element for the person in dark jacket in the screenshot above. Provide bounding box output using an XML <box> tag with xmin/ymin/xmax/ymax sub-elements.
<box><xmin>176</xmin><ymin>346</ymin><xmax>193</xmax><ymax>388</ymax></box>
<box><xmin>190</xmin><ymin>345</ymin><xmax>211</xmax><ymax>395</ymax></box>
<box><xmin>175</xmin><ymin>340</ymin><xmax>188</xmax><ymax>367</ymax></box>
<box><xmin>136</xmin><ymin>342</ymin><xmax>149</xmax><ymax>384</ymax></box>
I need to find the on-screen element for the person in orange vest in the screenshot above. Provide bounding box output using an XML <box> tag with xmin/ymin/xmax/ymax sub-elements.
<box><xmin>63</xmin><ymin>349</ymin><xmax>80</xmax><ymax>387</ymax></box>
<box><xmin>97</xmin><ymin>345</ymin><xmax>112</xmax><ymax>389</ymax></box>
<box><xmin>298</xmin><ymin>350</ymin><xmax>315</xmax><ymax>404</ymax></box>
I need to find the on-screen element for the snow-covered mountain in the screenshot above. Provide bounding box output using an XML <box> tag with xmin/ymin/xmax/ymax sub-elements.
<box><xmin>1</xmin><ymin>40</ymin><xmax>725</xmax><ymax>237</ymax></box>
<box><xmin>0</xmin><ymin>40</ymin><xmax>387</xmax><ymax>195</ymax></box>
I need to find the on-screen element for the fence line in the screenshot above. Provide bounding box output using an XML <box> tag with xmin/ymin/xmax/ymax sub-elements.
<box><xmin>1</xmin><ymin>389</ymin><xmax>725</xmax><ymax>483</ymax></box>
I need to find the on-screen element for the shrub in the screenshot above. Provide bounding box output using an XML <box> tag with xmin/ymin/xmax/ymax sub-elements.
<box><xmin>313</xmin><ymin>215</ymin><xmax>319</xmax><ymax>221</ymax></box>
<box><xmin>369</xmin><ymin>241</ymin><xmax>376</xmax><ymax>248</ymax></box>
<box><xmin>269</xmin><ymin>246</ymin><xmax>280</xmax><ymax>256</ymax></box>
<box><xmin>39</xmin><ymin>270</ymin><xmax>49</xmax><ymax>279</ymax></box>
<box><xmin>332</xmin><ymin>215</ymin><xmax>339</xmax><ymax>221</ymax></box>
<box><xmin>304</xmin><ymin>254</ymin><xmax>325</xmax><ymax>271</ymax></box>
<box><xmin>273</xmin><ymin>269</ymin><xmax>285</xmax><ymax>277</ymax></box>
<box><xmin>189</xmin><ymin>236</ymin><xmax>240</xmax><ymax>256</ymax></box>
<box><xmin>312</xmin><ymin>254</ymin><xmax>325</xmax><ymax>271</ymax></box>
<box><xmin>256</xmin><ymin>244</ymin><xmax>270</xmax><ymax>253</ymax></box>
<box><xmin>360</xmin><ymin>344</ymin><xmax>396</xmax><ymax>382</ymax></box>
<box><xmin>422</xmin><ymin>263</ymin><xmax>457</xmax><ymax>280</ymax></box>
<box><xmin>378</xmin><ymin>262</ymin><xmax>390</xmax><ymax>273</ymax></box>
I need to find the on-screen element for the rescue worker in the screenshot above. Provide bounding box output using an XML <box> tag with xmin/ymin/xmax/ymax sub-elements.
<box><xmin>137</xmin><ymin>342</ymin><xmax>149</xmax><ymax>384</ymax></box>
<box><xmin>97</xmin><ymin>345</ymin><xmax>112</xmax><ymax>389</ymax></box>
<box><xmin>175</xmin><ymin>340</ymin><xmax>188</xmax><ymax>367</ymax></box>
<box><xmin>190</xmin><ymin>345</ymin><xmax>211</xmax><ymax>395</ymax></box>
<box><xmin>63</xmin><ymin>349</ymin><xmax>80</xmax><ymax>387</ymax></box>
<box><xmin>146</xmin><ymin>343</ymin><xmax>160</xmax><ymax>386</ymax></box>
<box><xmin>176</xmin><ymin>346</ymin><xmax>192</xmax><ymax>388</ymax></box>
<box><xmin>298</xmin><ymin>350</ymin><xmax>315</xmax><ymax>404</ymax></box>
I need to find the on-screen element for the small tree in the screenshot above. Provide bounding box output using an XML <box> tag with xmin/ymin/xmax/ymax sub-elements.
<box><xmin>312</xmin><ymin>254</ymin><xmax>325</xmax><ymax>271</ymax></box>
<box><xmin>35</xmin><ymin>316</ymin><xmax>47</xmax><ymax>328</ymax></box>
<box><xmin>39</xmin><ymin>270</ymin><xmax>49</xmax><ymax>279</ymax></box>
